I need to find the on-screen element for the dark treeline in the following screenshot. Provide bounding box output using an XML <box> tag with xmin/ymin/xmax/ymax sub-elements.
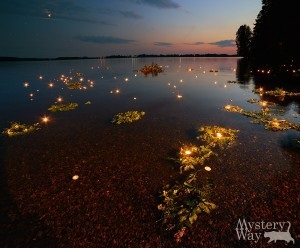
<box><xmin>106</xmin><ymin>54</ymin><xmax>238</xmax><ymax>58</ymax></box>
<box><xmin>236</xmin><ymin>0</ymin><xmax>299</xmax><ymax>75</ymax></box>
<box><xmin>0</xmin><ymin>56</ymin><xmax>98</xmax><ymax>62</ymax></box>
<box><xmin>0</xmin><ymin>54</ymin><xmax>238</xmax><ymax>62</ymax></box>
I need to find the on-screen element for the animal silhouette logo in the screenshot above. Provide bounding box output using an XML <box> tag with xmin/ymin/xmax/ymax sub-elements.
<box><xmin>264</xmin><ymin>221</ymin><xmax>294</xmax><ymax>244</ymax></box>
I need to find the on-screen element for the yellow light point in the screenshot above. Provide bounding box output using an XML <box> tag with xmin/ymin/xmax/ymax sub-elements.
<box><xmin>125</xmin><ymin>77</ymin><xmax>129</xmax><ymax>82</ymax></box>
<box><xmin>30</xmin><ymin>93</ymin><xmax>34</xmax><ymax>97</ymax></box>
<box><xmin>133</xmin><ymin>97</ymin><xmax>137</xmax><ymax>100</ymax></box>
<box><xmin>177</xmin><ymin>94</ymin><xmax>183</xmax><ymax>99</ymax></box>
<box><xmin>225</xmin><ymin>105</ymin><xmax>231</xmax><ymax>110</ymax></box>
<box><xmin>180</xmin><ymin>79</ymin><xmax>183</xmax><ymax>83</ymax></box>
<box><xmin>224</xmin><ymin>85</ymin><xmax>227</xmax><ymax>88</ymax></box>
<box><xmin>48</xmin><ymin>83</ymin><xmax>54</xmax><ymax>87</ymax></box>
<box><xmin>57</xmin><ymin>97</ymin><xmax>62</xmax><ymax>102</ymax></box>
<box><xmin>259</xmin><ymin>87</ymin><xmax>263</xmax><ymax>92</ymax></box>
<box><xmin>39</xmin><ymin>76</ymin><xmax>43</xmax><ymax>80</ymax></box>
<box><xmin>262</xmin><ymin>101</ymin><xmax>267</xmax><ymax>107</ymax></box>
<box><xmin>72</xmin><ymin>175</ymin><xmax>79</xmax><ymax>180</ymax></box>
<box><xmin>80</xmin><ymin>78</ymin><xmax>84</xmax><ymax>82</ymax></box>
<box><xmin>204</xmin><ymin>166</ymin><xmax>211</xmax><ymax>171</ymax></box>
<box><xmin>168</xmin><ymin>83</ymin><xmax>171</xmax><ymax>86</ymax></box>
<box><xmin>216</xmin><ymin>132</ymin><xmax>222</xmax><ymax>138</ymax></box>
<box><xmin>115</xmin><ymin>89</ymin><xmax>120</xmax><ymax>93</ymax></box>
<box><xmin>173</xmin><ymin>85</ymin><xmax>177</xmax><ymax>88</ymax></box>
<box><xmin>188</xmin><ymin>68</ymin><xmax>192</xmax><ymax>72</ymax></box>
<box><xmin>24</xmin><ymin>82</ymin><xmax>29</xmax><ymax>87</ymax></box>
<box><xmin>273</xmin><ymin>120</ymin><xmax>279</xmax><ymax>127</ymax></box>
<box><xmin>185</xmin><ymin>150</ymin><xmax>192</xmax><ymax>155</ymax></box>
<box><xmin>42</xmin><ymin>116</ymin><xmax>49</xmax><ymax>123</ymax></box>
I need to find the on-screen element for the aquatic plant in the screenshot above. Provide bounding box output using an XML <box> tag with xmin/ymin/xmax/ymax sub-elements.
<box><xmin>265</xmin><ymin>87</ymin><xmax>286</xmax><ymax>97</ymax></box>
<box><xmin>224</xmin><ymin>105</ymin><xmax>300</xmax><ymax>131</ymax></box>
<box><xmin>2</xmin><ymin>122</ymin><xmax>40</xmax><ymax>136</ymax></box>
<box><xmin>111</xmin><ymin>111</ymin><xmax>145</xmax><ymax>124</ymax></box>
<box><xmin>48</xmin><ymin>102</ymin><xmax>79</xmax><ymax>112</ymax></box>
<box><xmin>178</xmin><ymin>145</ymin><xmax>214</xmax><ymax>173</ymax></box>
<box><xmin>159</xmin><ymin>175</ymin><xmax>216</xmax><ymax>243</ymax></box>
<box><xmin>253</xmin><ymin>87</ymin><xmax>300</xmax><ymax>98</ymax></box>
<box><xmin>85</xmin><ymin>101</ymin><xmax>91</xmax><ymax>105</ymax></box>
<box><xmin>198</xmin><ymin>125</ymin><xmax>239</xmax><ymax>148</ymax></box>
<box><xmin>158</xmin><ymin>125</ymin><xmax>238</xmax><ymax>243</ymax></box>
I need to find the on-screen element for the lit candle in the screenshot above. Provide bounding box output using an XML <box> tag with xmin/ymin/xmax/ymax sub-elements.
<box><xmin>42</xmin><ymin>116</ymin><xmax>49</xmax><ymax>123</ymax></box>
<box><xmin>185</xmin><ymin>150</ymin><xmax>192</xmax><ymax>155</ymax></box>
<box><xmin>216</xmin><ymin>132</ymin><xmax>222</xmax><ymax>138</ymax></box>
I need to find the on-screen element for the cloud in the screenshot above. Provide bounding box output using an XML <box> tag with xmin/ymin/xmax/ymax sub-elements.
<box><xmin>76</xmin><ymin>35</ymin><xmax>136</xmax><ymax>44</ymax></box>
<box><xmin>153</xmin><ymin>42</ymin><xmax>173</xmax><ymax>47</ymax></box>
<box><xmin>128</xmin><ymin>0</ymin><xmax>180</xmax><ymax>9</ymax></box>
<box><xmin>0</xmin><ymin>0</ymin><xmax>111</xmax><ymax>24</ymax></box>
<box><xmin>209</xmin><ymin>40</ymin><xmax>236</xmax><ymax>47</ymax></box>
<box><xmin>119</xmin><ymin>11</ymin><xmax>143</xmax><ymax>19</ymax></box>
<box><xmin>185</xmin><ymin>41</ymin><xmax>205</xmax><ymax>45</ymax></box>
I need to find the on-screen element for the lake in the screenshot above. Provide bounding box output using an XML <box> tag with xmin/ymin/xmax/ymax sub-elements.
<box><xmin>1</xmin><ymin>57</ymin><xmax>299</xmax><ymax>247</ymax></box>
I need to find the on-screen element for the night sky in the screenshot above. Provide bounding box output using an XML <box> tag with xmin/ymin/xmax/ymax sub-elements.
<box><xmin>0</xmin><ymin>0</ymin><xmax>261</xmax><ymax>58</ymax></box>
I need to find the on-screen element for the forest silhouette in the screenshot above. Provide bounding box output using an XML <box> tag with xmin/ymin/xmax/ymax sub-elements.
<box><xmin>236</xmin><ymin>0</ymin><xmax>299</xmax><ymax>76</ymax></box>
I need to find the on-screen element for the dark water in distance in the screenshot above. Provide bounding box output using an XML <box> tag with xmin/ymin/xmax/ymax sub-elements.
<box><xmin>0</xmin><ymin>56</ymin><xmax>299</xmax><ymax>165</ymax></box>
<box><xmin>0</xmin><ymin>57</ymin><xmax>299</xmax><ymax>124</ymax></box>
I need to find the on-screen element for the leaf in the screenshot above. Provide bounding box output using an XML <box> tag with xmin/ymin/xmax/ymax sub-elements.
<box><xmin>188</xmin><ymin>213</ymin><xmax>198</xmax><ymax>225</ymax></box>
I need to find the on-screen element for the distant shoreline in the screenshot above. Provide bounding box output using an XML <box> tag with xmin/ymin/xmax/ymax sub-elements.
<box><xmin>0</xmin><ymin>54</ymin><xmax>239</xmax><ymax>62</ymax></box>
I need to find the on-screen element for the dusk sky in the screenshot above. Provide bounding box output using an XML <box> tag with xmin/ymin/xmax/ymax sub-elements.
<box><xmin>0</xmin><ymin>0</ymin><xmax>261</xmax><ymax>58</ymax></box>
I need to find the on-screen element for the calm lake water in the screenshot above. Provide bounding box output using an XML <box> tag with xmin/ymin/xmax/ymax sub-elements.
<box><xmin>0</xmin><ymin>57</ymin><xmax>299</xmax><ymax>246</ymax></box>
